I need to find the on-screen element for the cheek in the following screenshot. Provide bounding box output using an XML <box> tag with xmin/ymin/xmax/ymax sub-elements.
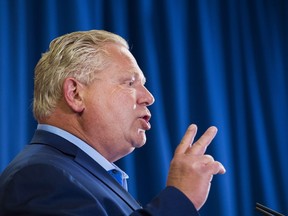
<box><xmin>99</xmin><ymin>87</ymin><xmax>138</xmax><ymax>130</ymax></box>
<box><xmin>111</xmin><ymin>87</ymin><xmax>137</xmax><ymax>109</ymax></box>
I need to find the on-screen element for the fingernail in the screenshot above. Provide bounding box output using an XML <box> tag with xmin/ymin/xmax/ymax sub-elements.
<box><xmin>190</xmin><ymin>124</ymin><xmax>197</xmax><ymax>129</ymax></box>
<box><xmin>221</xmin><ymin>165</ymin><xmax>226</xmax><ymax>174</ymax></box>
<box><xmin>210</xmin><ymin>126</ymin><xmax>218</xmax><ymax>133</ymax></box>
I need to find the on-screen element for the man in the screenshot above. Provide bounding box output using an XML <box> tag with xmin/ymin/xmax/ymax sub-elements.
<box><xmin>0</xmin><ymin>30</ymin><xmax>225</xmax><ymax>215</ymax></box>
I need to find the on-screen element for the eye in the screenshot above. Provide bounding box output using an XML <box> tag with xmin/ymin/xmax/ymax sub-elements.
<box><xmin>127</xmin><ymin>77</ymin><xmax>135</xmax><ymax>87</ymax></box>
<box><xmin>128</xmin><ymin>80</ymin><xmax>134</xmax><ymax>86</ymax></box>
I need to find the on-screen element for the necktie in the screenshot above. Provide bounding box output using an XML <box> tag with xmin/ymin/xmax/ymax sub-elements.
<box><xmin>108</xmin><ymin>169</ymin><xmax>127</xmax><ymax>190</ymax></box>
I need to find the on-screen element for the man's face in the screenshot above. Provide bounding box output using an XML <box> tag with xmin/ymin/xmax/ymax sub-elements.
<box><xmin>81</xmin><ymin>43</ymin><xmax>155</xmax><ymax>162</ymax></box>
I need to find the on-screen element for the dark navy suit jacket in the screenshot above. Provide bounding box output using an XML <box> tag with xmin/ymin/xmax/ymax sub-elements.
<box><xmin>0</xmin><ymin>130</ymin><xmax>199</xmax><ymax>215</ymax></box>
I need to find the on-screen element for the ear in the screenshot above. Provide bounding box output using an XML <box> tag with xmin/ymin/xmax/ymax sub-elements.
<box><xmin>63</xmin><ymin>77</ymin><xmax>85</xmax><ymax>113</ymax></box>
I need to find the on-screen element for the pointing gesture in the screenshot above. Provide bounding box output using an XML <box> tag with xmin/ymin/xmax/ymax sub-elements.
<box><xmin>167</xmin><ymin>124</ymin><xmax>226</xmax><ymax>210</ymax></box>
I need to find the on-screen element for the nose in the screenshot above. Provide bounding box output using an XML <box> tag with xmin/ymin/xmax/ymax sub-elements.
<box><xmin>137</xmin><ymin>85</ymin><xmax>155</xmax><ymax>106</ymax></box>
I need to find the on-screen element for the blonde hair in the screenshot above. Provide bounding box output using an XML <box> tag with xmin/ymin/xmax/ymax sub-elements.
<box><xmin>33</xmin><ymin>30</ymin><xmax>129</xmax><ymax>120</ymax></box>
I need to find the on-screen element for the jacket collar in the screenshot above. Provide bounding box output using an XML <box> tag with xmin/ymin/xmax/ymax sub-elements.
<box><xmin>30</xmin><ymin>129</ymin><xmax>141</xmax><ymax>210</ymax></box>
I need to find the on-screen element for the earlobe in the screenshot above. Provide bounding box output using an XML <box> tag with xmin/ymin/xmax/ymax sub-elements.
<box><xmin>63</xmin><ymin>78</ymin><xmax>85</xmax><ymax>113</ymax></box>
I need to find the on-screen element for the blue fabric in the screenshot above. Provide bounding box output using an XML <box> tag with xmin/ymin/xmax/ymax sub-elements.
<box><xmin>0</xmin><ymin>0</ymin><xmax>288</xmax><ymax>215</ymax></box>
<box><xmin>37</xmin><ymin>124</ymin><xmax>116</xmax><ymax>170</ymax></box>
<box><xmin>108</xmin><ymin>169</ymin><xmax>123</xmax><ymax>185</ymax></box>
<box><xmin>0</xmin><ymin>130</ymin><xmax>199</xmax><ymax>215</ymax></box>
<box><xmin>108</xmin><ymin>169</ymin><xmax>127</xmax><ymax>190</ymax></box>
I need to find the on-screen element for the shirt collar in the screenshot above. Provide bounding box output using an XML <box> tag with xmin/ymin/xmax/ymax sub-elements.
<box><xmin>37</xmin><ymin>124</ymin><xmax>128</xmax><ymax>179</ymax></box>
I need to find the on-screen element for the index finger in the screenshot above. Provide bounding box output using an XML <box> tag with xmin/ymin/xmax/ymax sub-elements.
<box><xmin>187</xmin><ymin>126</ymin><xmax>218</xmax><ymax>156</ymax></box>
<box><xmin>174</xmin><ymin>124</ymin><xmax>198</xmax><ymax>155</ymax></box>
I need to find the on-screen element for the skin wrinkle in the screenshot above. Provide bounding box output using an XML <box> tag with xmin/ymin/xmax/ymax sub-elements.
<box><xmin>73</xmin><ymin>43</ymin><xmax>154</xmax><ymax>162</ymax></box>
<box><xmin>1</xmin><ymin>31</ymin><xmax>227</xmax><ymax>214</ymax></box>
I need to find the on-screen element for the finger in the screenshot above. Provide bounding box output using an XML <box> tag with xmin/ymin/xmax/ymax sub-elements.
<box><xmin>216</xmin><ymin>162</ymin><xmax>226</xmax><ymax>174</ymax></box>
<box><xmin>188</xmin><ymin>126</ymin><xmax>218</xmax><ymax>156</ymax></box>
<box><xmin>174</xmin><ymin>124</ymin><xmax>197</xmax><ymax>154</ymax></box>
<box><xmin>205</xmin><ymin>161</ymin><xmax>226</xmax><ymax>175</ymax></box>
<box><xmin>200</xmin><ymin>154</ymin><xmax>215</xmax><ymax>164</ymax></box>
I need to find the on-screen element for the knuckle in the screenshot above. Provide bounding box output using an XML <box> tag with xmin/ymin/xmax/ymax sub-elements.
<box><xmin>203</xmin><ymin>154</ymin><xmax>214</xmax><ymax>161</ymax></box>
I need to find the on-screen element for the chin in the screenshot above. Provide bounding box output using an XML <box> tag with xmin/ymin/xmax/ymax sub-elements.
<box><xmin>132</xmin><ymin>137</ymin><xmax>147</xmax><ymax>148</ymax></box>
<box><xmin>113</xmin><ymin>139</ymin><xmax>145</xmax><ymax>162</ymax></box>
<box><xmin>134</xmin><ymin>129</ymin><xmax>147</xmax><ymax>147</ymax></box>
<box><xmin>112</xmin><ymin>147</ymin><xmax>135</xmax><ymax>162</ymax></box>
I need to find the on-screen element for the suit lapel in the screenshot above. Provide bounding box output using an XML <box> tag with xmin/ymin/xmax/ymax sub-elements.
<box><xmin>30</xmin><ymin>130</ymin><xmax>141</xmax><ymax>210</ymax></box>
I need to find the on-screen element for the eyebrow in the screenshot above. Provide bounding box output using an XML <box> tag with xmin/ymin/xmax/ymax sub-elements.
<box><xmin>128</xmin><ymin>70</ymin><xmax>146</xmax><ymax>84</ymax></box>
<box><xmin>141</xmin><ymin>75</ymin><xmax>147</xmax><ymax>85</ymax></box>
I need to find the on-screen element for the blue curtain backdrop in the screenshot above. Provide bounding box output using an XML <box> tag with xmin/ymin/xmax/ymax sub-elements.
<box><xmin>1</xmin><ymin>0</ymin><xmax>287</xmax><ymax>215</ymax></box>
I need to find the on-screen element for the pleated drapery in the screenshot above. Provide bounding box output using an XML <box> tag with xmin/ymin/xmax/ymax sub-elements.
<box><xmin>1</xmin><ymin>1</ymin><xmax>287</xmax><ymax>215</ymax></box>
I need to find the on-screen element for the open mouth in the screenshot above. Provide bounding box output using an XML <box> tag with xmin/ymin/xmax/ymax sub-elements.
<box><xmin>141</xmin><ymin>114</ymin><xmax>151</xmax><ymax>123</ymax></box>
<box><xmin>139</xmin><ymin>113</ymin><xmax>151</xmax><ymax>130</ymax></box>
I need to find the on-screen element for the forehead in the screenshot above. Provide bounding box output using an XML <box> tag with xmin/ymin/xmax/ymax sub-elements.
<box><xmin>104</xmin><ymin>43</ymin><xmax>146</xmax><ymax>82</ymax></box>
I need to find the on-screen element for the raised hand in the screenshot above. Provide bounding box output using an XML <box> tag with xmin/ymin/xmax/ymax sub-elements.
<box><xmin>166</xmin><ymin>124</ymin><xmax>226</xmax><ymax>210</ymax></box>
